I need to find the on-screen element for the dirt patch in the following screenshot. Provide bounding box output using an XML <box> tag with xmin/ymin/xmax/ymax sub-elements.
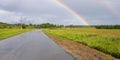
<box><xmin>47</xmin><ymin>34</ymin><xmax>117</xmax><ymax>60</ymax></box>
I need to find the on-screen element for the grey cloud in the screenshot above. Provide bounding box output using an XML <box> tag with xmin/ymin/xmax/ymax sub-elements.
<box><xmin>0</xmin><ymin>0</ymin><xmax>120</xmax><ymax>25</ymax></box>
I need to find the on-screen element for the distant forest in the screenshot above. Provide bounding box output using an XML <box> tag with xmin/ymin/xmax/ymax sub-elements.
<box><xmin>0</xmin><ymin>22</ymin><xmax>63</xmax><ymax>29</ymax></box>
<box><xmin>66</xmin><ymin>25</ymin><xmax>120</xmax><ymax>29</ymax></box>
<box><xmin>0</xmin><ymin>22</ymin><xmax>120</xmax><ymax>29</ymax></box>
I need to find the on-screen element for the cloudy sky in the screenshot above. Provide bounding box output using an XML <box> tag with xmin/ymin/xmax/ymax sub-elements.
<box><xmin>0</xmin><ymin>0</ymin><xmax>120</xmax><ymax>25</ymax></box>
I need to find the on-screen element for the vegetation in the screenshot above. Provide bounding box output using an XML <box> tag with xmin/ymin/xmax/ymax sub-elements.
<box><xmin>1</xmin><ymin>22</ymin><xmax>120</xmax><ymax>29</ymax></box>
<box><xmin>0</xmin><ymin>22</ymin><xmax>63</xmax><ymax>29</ymax></box>
<box><xmin>44</xmin><ymin>28</ymin><xmax>120</xmax><ymax>58</ymax></box>
<box><xmin>95</xmin><ymin>25</ymin><xmax>120</xmax><ymax>29</ymax></box>
<box><xmin>0</xmin><ymin>29</ymin><xmax>31</xmax><ymax>40</ymax></box>
<box><xmin>66</xmin><ymin>25</ymin><xmax>120</xmax><ymax>29</ymax></box>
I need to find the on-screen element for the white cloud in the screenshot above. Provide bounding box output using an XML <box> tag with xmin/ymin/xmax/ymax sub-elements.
<box><xmin>0</xmin><ymin>9</ymin><xmax>15</xmax><ymax>15</ymax></box>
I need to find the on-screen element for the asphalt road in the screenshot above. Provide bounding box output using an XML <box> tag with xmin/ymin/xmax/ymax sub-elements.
<box><xmin>0</xmin><ymin>30</ymin><xmax>74</xmax><ymax>60</ymax></box>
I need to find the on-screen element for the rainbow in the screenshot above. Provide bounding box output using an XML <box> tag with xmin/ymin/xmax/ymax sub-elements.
<box><xmin>102</xmin><ymin>0</ymin><xmax>120</xmax><ymax>19</ymax></box>
<box><xmin>54</xmin><ymin>0</ymin><xmax>90</xmax><ymax>25</ymax></box>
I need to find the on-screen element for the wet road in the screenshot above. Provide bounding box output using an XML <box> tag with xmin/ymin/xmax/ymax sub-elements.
<box><xmin>0</xmin><ymin>30</ymin><xmax>74</xmax><ymax>60</ymax></box>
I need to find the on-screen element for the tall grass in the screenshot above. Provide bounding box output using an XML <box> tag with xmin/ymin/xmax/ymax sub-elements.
<box><xmin>44</xmin><ymin>28</ymin><xmax>120</xmax><ymax>58</ymax></box>
<box><xmin>0</xmin><ymin>29</ymin><xmax>31</xmax><ymax>40</ymax></box>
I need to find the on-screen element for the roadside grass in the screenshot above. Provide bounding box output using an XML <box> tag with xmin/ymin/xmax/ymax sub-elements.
<box><xmin>0</xmin><ymin>29</ymin><xmax>31</xmax><ymax>40</ymax></box>
<box><xmin>43</xmin><ymin>28</ymin><xmax>120</xmax><ymax>58</ymax></box>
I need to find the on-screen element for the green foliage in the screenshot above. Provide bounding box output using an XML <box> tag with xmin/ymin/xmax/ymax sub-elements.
<box><xmin>0</xmin><ymin>29</ymin><xmax>31</xmax><ymax>40</ymax></box>
<box><xmin>44</xmin><ymin>28</ymin><xmax>120</xmax><ymax>58</ymax></box>
<box><xmin>95</xmin><ymin>25</ymin><xmax>120</xmax><ymax>29</ymax></box>
<box><xmin>0</xmin><ymin>22</ymin><xmax>64</xmax><ymax>29</ymax></box>
<box><xmin>36</xmin><ymin>23</ymin><xmax>57</xmax><ymax>28</ymax></box>
<box><xmin>65</xmin><ymin>25</ymin><xmax>120</xmax><ymax>29</ymax></box>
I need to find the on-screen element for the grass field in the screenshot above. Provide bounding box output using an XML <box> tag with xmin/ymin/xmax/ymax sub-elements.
<box><xmin>44</xmin><ymin>28</ymin><xmax>120</xmax><ymax>58</ymax></box>
<box><xmin>0</xmin><ymin>29</ymin><xmax>31</xmax><ymax>40</ymax></box>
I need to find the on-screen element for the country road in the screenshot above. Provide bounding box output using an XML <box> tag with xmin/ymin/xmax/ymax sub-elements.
<box><xmin>0</xmin><ymin>30</ymin><xmax>74</xmax><ymax>60</ymax></box>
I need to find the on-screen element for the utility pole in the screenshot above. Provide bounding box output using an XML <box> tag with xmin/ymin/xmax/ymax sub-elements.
<box><xmin>20</xmin><ymin>16</ymin><xmax>23</xmax><ymax>30</ymax></box>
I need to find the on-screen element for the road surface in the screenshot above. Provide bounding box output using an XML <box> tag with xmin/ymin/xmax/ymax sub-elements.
<box><xmin>0</xmin><ymin>30</ymin><xmax>74</xmax><ymax>60</ymax></box>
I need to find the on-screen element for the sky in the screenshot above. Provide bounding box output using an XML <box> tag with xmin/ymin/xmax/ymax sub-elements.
<box><xmin>0</xmin><ymin>0</ymin><xmax>120</xmax><ymax>25</ymax></box>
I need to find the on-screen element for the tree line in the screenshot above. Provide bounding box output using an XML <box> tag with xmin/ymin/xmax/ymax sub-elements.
<box><xmin>65</xmin><ymin>25</ymin><xmax>120</xmax><ymax>29</ymax></box>
<box><xmin>0</xmin><ymin>22</ymin><xmax>120</xmax><ymax>29</ymax></box>
<box><xmin>0</xmin><ymin>22</ymin><xmax>64</xmax><ymax>29</ymax></box>
<box><xmin>95</xmin><ymin>25</ymin><xmax>120</xmax><ymax>29</ymax></box>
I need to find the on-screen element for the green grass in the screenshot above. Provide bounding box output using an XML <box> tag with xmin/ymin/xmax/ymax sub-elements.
<box><xmin>43</xmin><ymin>28</ymin><xmax>120</xmax><ymax>58</ymax></box>
<box><xmin>0</xmin><ymin>29</ymin><xmax>31</xmax><ymax>40</ymax></box>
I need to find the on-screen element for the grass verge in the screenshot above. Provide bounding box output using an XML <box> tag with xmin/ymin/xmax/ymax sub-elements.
<box><xmin>0</xmin><ymin>29</ymin><xmax>31</xmax><ymax>40</ymax></box>
<box><xmin>43</xmin><ymin>28</ymin><xmax>120</xmax><ymax>59</ymax></box>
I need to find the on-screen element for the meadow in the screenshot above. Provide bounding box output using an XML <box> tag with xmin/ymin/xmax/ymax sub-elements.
<box><xmin>44</xmin><ymin>28</ymin><xmax>120</xmax><ymax>58</ymax></box>
<box><xmin>0</xmin><ymin>29</ymin><xmax>31</xmax><ymax>40</ymax></box>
